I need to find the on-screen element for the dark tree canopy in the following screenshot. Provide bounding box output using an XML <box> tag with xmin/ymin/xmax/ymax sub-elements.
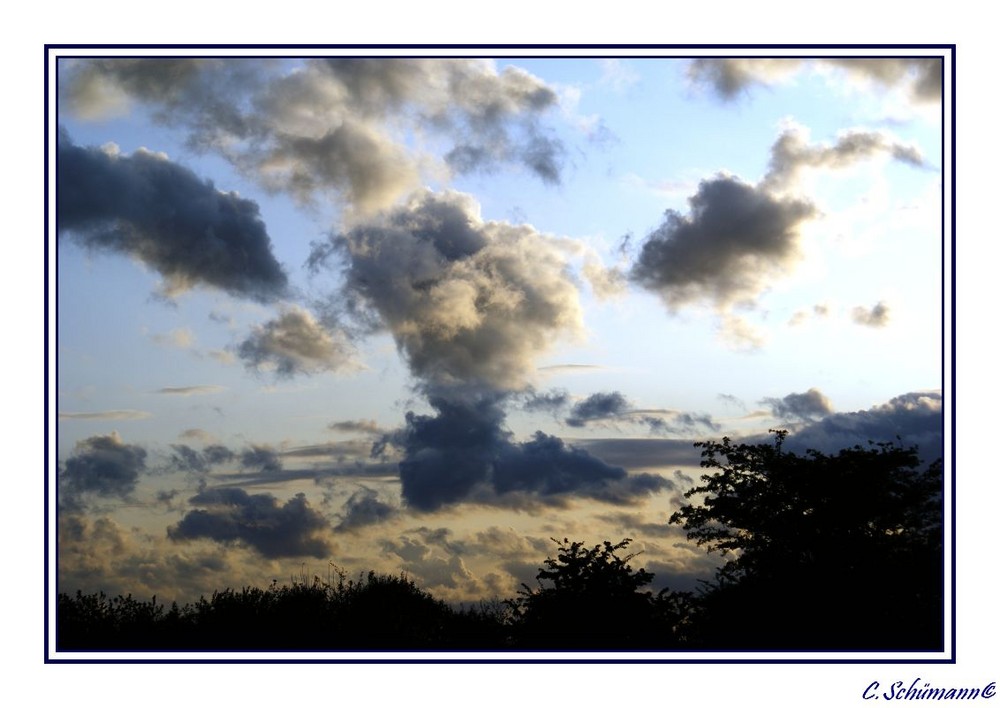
<box><xmin>669</xmin><ymin>431</ymin><xmax>943</xmax><ymax>650</ymax></box>
<box><xmin>511</xmin><ymin>538</ymin><xmax>691</xmax><ymax>649</ymax></box>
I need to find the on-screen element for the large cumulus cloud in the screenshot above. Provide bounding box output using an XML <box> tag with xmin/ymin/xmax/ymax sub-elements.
<box><xmin>57</xmin><ymin>131</ymin><xmax>288</xmax><ymax>301</ymax></box>
<box><xmin>629</xmin><ymin>123</ymin><xmax>928</xmax><ymax>315</ymax></box>
<box><xmin>630</xmin><ymin>175</ymin><xmax>816</xmax><ymax>310</ymax></box>
<box><xmin>316</xmin><ymin>189</ymin><xmax>584</xmax><ymax>392</ymax></box>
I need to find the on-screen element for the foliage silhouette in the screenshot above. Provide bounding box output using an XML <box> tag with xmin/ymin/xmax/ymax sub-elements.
<box><xmin>669</xmin><ymin>431</ymin><xmax>943</xmax><ymax>649</ymax></box>
<box><xmin>510</xmin><ymin>537</ymin><xmax>690</xmax><ymax>648</ymax></box>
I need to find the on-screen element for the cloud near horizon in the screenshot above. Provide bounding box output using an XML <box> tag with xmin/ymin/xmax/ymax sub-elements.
<box><xmin>389</xmin><ymin>393</ymin><xmax>671</xmax><ymax>512</ymax></box>
<box><xmin>168</xmin><ymin>488</ymin><xmax>333</xmax><ymax>559</ymax></box>
<box><xmin>60</xmin><ymin>432</ymin><xmax>148</xmax><ymax>508</ymax></box>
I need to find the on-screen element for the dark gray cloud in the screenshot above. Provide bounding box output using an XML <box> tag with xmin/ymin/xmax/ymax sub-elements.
<box><xmin>852</xmin><ymin>301</ymin><xmax>891</xmax><ymax>328</ymax></box>
<box><xmin>334</xmin><ymin>488</ymin><xmax>399</xmax><ymax>531</ymax></box>
<box><xmin>565</xmin><ymin>391</ymin><xmax>630</xmax><ymax>427</ymax></box>
<box><xmin>572</xmin><ymin>438</ymin><xmax>703</xmax><ymax>471</ymax></box>
<box><xmin>761</xmin><ymin>387</ymin><xmax>835</xmax><ymax>422</ymax></box>
<box><xmin>237</xmin><ymin>306</ymin><xmax>357</xmax><ymax>377</ymax></box>
<box><xmin>61</xmin><ymin>58</ymin><xmax>564</xmax><ymax>214</ymax></box>
<box><xmin>57</xmin><ymin>130</ymin><xmax>287</xmax><ymax>301</ymax></box>
<box><xmin>519</xmin><ymin>388</ymin><xmax>571</xmax><ymax>414</ymax></box>
<box><xmin>168</xmin><ymin>488</ymin><xmax>332</xmax><ymax>559</ymax></box>
<box><xmin>397</xmin><ymin>394</ymin><xmax>670</xmax><ymax>511</ymax></box>
<box><xmin>240</xmin><ymin>446</ymin><xmax>283</xmax><ymax>476</ymax></box>
<box><xmin>564</xmin><ymin>396</ymin><xmax>715</xmax><ymax>436</ymax></box>
<box><xmin>328</xmin><ymin>419</ymin><xmax>383</xmax><ymax>435</ymax></box>
<box><xmin>688</xmin><ymin>57</ymin><xmax>941</xmax><ymax>105</ymax></box>
<box><xmin>60</xmin><ymin>432</ymin><xmax>147</xmax><ymax>505</ymax></box>
<box><xmin>319</xmin><ymin>189</ymin><xmax>583</xmax><ymax>392</ymax></box>
<box><xmin>783</xmin><ymin>391</ymin><xmax>943</xmax><ymax>463</ymax></box>
<box><xmin>630</xmin><ymin>175</ymin><xmax>817</xmax><ymax>310</ymax></box>
<box><xmin>167</xmin><ymin>443</ymin><xmax>236</xmax><ymax>476</ymax></box>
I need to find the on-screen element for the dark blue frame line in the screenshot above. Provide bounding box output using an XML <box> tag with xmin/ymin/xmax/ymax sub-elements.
<box><xmin>43</xmin><ymin>43</ymin><xmax>957</xmax><ymax>665</ymax></box>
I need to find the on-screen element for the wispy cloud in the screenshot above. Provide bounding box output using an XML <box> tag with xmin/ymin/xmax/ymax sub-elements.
<box><xmin>59</xmin><ymin>409</ymin><xmax>152</xmax><ymax>421</ymax></box>
<box><xmin>155</xmin><ymin>385</ymin><xmax>226</xmax><ymax>396</ymax></box>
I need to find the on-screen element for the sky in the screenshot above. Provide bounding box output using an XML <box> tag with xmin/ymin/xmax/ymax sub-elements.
<box><xmin>52</xmin><ymin>49</ymin><xmax>947</xmax><ymax>618</ymax></box>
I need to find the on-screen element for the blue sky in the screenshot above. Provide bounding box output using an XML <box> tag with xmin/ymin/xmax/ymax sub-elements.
<box><xmin>52</xmin><ymin>50</ymin><xmax>947</xmax><ymax>630</ymax></box>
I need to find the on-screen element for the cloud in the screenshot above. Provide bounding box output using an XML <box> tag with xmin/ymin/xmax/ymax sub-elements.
<box><xmin>761</xmin><ymin>387</ymin><xmax>835</xmax><ymax>422</ymax></box>
<box><xmin>60</xmin><ymin>432</ymin><xmax>147</xmax><ymax>504</ymax></box>
<box><xmin>57</xmin><ymin>130</ymin><xmax>288</xmax><ymax>301</ymax></box>
<box><xmin>167</xmin><ymin>443</ymin><xmax>236</xmax><ymax>474</ymax></box>
<box><xmin>59</xmin><ymin>512</ymin><xmax>236</xmax><ymax>605</ymax></box>
<box><xmin>59</xmin><ymin>409</ymin><xmax>151</xmax><ymax>421</ymax></box>
<box><xmin>763</xmin><ymin>125</ymin><xmax>927</xmax><ymax>193</ymax></box>
<box><xmin>237</xmin><ymin>306</ymin><xmax>358</xmax><ymax>377</ymax></box>
<box><xmin>687</xmin><ymin>57</ymin><xmax>941</xmax><ymax>105</ymax></box>
<box><xmin>565</xmin><ymin>391</ymin><xmax>630</xmax><ymax>427</ymax></box>
<box><xmin>572</xmin><ymin>438</ymin><xmax>703</xmax><ymax>471</ymax></box>
<box><xmin>168</xmin><ymin>488</ymin><xmax>333</xmax><ymax>559</ymax></box>
<box><xmin>61</xmin><ymin>58</ymin><xmax>564</xmax><ymax>215</ymax></box>
<box><xmin>823</xmin><ymin>58</ymin><xmax>942</xmax><ymax>103</ymax></box>
<box><xmin>686</xmin><ymin>58</ymin><xmax>803</xmax><ymax>100</ymax></box>
<box><xmin>318</xmin><ymin>189</ymin><xmax>584</xmax><ymax>392</ymax></box>
<box><xmin>852</xmin><ymin>301</ymin><xmax>891</xmax><ymax>328</ymax></box>
<box><xmin>630</xmin><ymin>174</ymin><xmax>816</xmax><ymax>311</ymax></box>
<box><xmin>716</xmin><ymin>313</ymin><xmax>767</xmax><ymax>352</ymax></box>
<box><xmin>519</xmin><ymin>388</ymin><xmax>571</xmax><ymax>414</ymax></box>
<box><xmin>334</xmin><ymin>488</ymin><xmax>399</xmax><ymax>531</ymax></box>
<box><xmin>783</xmin><ymin>391</ymin><xmax>943</xmax><ymax>463</ymax></box>
<box><xmin>396</xmin><ymin>394</ymin><xmax>670</xmax><ymax>511</ymax></box>
<box><xmin>328</xmin><ymin>419</ymin><xmax>383</xmax><ymax>435</ymax></box>
<box><xmin>789</xmin><ymin>303</ymin><xmax>831</xmax><ymax>327</ymax></box>
<box><xmin>156</xmin><ymin>385</ymin><xmax>225</xmax><ymax>396</ymax></box>
<box><xmin>240</xmin><ymin>445</ymin><xmax>283</xmax><ymax>476</ymax></box>
<box><xmin>150</xmin><ymin>327</ymin><xmax>195</xmax><ymax>349</ymax></box>
<box><xmin>630</xmin><ymin>124</ymin><xmax>929</xmax><ymax>318</ymax></box>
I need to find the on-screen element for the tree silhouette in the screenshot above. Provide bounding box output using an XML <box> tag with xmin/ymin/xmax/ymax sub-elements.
<box><xmin>511</xmin><ymin>537</ymin><xmax>687</xmax><ymax>649</ymax></box>
<box><xmin>669</xmin><ymin>431</ymin><xmax>943</xmax><ymax>649</ymax></box>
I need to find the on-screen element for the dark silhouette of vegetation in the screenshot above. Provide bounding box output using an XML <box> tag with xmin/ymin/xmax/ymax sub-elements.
<box><xmin>57</xmin><ymin>433</ymin><xmax>943</xmax><ymax>652</ymax></box>
<box><xmin>58</xmin><ymin>570</ymin><xmax>508</xmax><ymax>651</ymax></box>
<box><xmin>509</xmin><ymin>538</ymin><xmax>692</xmax><ymax>648</ymax></box>
<box><xmin>669</xmin><ymin>431</ymin><xmax>943</xmax><ymax>650</ymax></box>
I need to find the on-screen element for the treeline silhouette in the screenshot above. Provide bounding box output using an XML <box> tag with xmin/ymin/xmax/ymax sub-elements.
<box><xmin>58</xmin><ymin>434</ymin><xmax>943</xmax><ymax>652</ymax></box>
